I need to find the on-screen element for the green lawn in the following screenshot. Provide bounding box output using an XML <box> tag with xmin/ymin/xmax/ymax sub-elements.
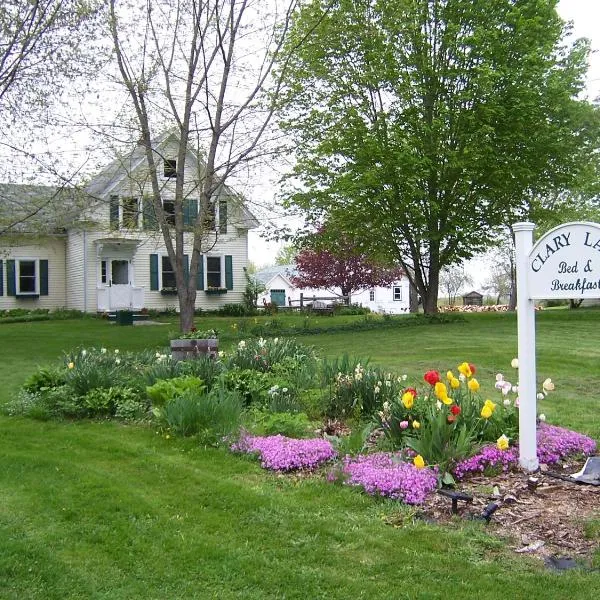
<box><xmin>1</xmin><ymin>310</ymin><xmax>599</xmax><ymax>598</ymax></box>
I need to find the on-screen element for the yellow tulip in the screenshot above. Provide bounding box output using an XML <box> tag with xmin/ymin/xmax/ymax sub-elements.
<box><xmin>412</xmin><ymin>420</ymin><xmax>421</xmax><ymax>429</ymax></box>
<box><xmin>446</xmin><ymin>370</ymin><xmax>454</xmax><ymax>382</ymax></box>
<box><xmin>496</xmin><ymin>435</ymin><xmax>509</xmax><ymax>451</ymax></box>
<box><xmin>468</xmin><ymin>378</ymin><xmax>480</xmax><ymax>392</ymax></box>
<box><xmin>483</xmin><ymin>399</ymin><xmax>497</xmax><ymax>413</ymax></box>
<box><xmin>450</xmin><ymin>377</ymin><xmax>460</xmax><ymax>389</ymax></box>
<box><xmin>481</xmin><ymin>405</ymin><xmax>493</xmax><ymax>419</ymax></box>
<box><xmin>440</xmin><ymin>394</ymin><xmax>453</xmax><ymax>406</ymax></box>
<box><xmin>401</xmin><ymin>391</ymin><xmax>414</xmax><ymax>410</ymax></box>
<box><xmin>434</xmin><ymin>381</ymin><xmax>448</xmax><ymax>400</ymax></box>
<box><xmin>413</xmin><ymin>455</ymin><xmax>425</xmax><ymax>469</ymax></box>
<box><xmin>458</xmin><ymin>362</ymin><xmax>472</xmax><ymax>378</ymax></box>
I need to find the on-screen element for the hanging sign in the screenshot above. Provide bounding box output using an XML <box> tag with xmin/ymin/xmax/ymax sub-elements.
<box><xmin>528</xmin><ymin>222</ymin><xmax>600</xmax><ymax>299</ymax></box>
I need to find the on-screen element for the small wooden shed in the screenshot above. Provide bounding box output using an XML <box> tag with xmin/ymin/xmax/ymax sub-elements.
<box><xmin>462</xmin><ymin>290</ymin><xmax>484</xmax><ymax>306</ymax></box>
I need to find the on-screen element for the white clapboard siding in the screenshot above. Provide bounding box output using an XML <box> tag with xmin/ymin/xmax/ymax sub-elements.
<box><xmin>0</xmin><ymin>238</ymin><xmax>67</xmax><ymax>310</ymax></box>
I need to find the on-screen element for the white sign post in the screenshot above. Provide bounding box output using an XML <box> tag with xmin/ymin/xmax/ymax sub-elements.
<box><xmin>513</xmin><ymin>220</ymin><xmax>600</xmax><ymax>471</ymax></box>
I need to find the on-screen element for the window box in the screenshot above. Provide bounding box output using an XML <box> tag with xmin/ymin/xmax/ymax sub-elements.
<box><xmin>15</xmin><ymin>294</ymin><xmax>40</xmax><ymax>300</ymax></box>
<box><xmin>205</xmin><ymin>288</ymin><xmax>227</xmax><ymax>295</ymax></box>
<box><xmin>160</xmin><ymin>288</ymin><xmax>178</xmax><ymax>296</ymax></box>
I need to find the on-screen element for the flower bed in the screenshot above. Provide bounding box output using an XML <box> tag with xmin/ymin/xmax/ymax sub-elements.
<box><xmin>454</xmin><ymin>423</ymin><xmax>597</xmax><ymax>479</ymax></box>
<box><xmin>340</xmin><ymin>452</ymin><xmax>438</xmax><ymax>505</ymax></box>
<box><xmin>232</xmin><ymin>433</ymin><xmax>337</xmax><ymax>471</ymax></box>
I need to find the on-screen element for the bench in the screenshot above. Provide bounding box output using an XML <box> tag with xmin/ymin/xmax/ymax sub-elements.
<box><xmin>310</xmin><ymin>300</ymin><xmax>334</xmax><ymax>315</ymax></box>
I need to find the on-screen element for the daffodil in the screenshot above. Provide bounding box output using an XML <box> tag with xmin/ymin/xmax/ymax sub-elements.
<box><xmin>496</xmin><ymin>434</ymin><xmax>509</xmax><ymax>451</ymax></box>
<box><xmin>511</xmin><ymin>358</ymin><xmax>519</xmax><ymax>369</ymax></box>
<box><xmin>412</xmin><ymin>420</ymin><xmax>420</xmax><ymax>429</ymax></box>
<box><xmin>413</xmin><ymin>455</ymin><xmax>425</xmax><ymax>469</ymax></box>
<box><xmin>67</xmin><ymin>362</ymin><xmax>74</xmax><ymax>369</ymax></box>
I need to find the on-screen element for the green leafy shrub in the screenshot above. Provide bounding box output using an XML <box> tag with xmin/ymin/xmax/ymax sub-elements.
<box><xmin>249</xmin><ymin>410</ymin><xmax>314</xmax><ymax>438</ymax></box>
<box><xmin>114</xmin><ymin>397</ymin><xmax>149</xmax><ymax>420</ymax></box>
<box><xmin>146</xmin><ymin>376</ymin><xmax>206</xmax><ymax>408</ymax></box>
<box><xmin>83</xmin><ymin>386</ymin><xmax>145</xmax><ymax>417</ymax></box>
<box><xmin>22</xmin><ymin>367</ymin><xmax>66</xmax><ymax>393</ymax></box>
<box><xmin>223</xmin><ymin>369</ymin><xmax>272</xmax><ymax>406</ymax></box>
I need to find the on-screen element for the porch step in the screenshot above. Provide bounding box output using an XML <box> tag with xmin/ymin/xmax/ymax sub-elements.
<box><xmin>106</xmin><ymin>312</ymin><xmax>150</xmax><ymax>322</ymax></box>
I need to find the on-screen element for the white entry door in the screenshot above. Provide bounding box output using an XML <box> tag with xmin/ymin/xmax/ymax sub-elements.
<box><xmin>109</xmin><ymin>259</ymin><xmax>132</xmax><ymax>308</ymax></box>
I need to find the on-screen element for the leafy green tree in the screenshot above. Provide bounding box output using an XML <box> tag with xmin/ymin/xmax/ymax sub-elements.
<box><xmin>278</xmin><ymin>0</ymin><xmax>600</xmax><ymax>313</ymax></box>
<box><xmin>275</xmin><ymin>244</ymin><xmax>299</xmax><ymax>265</ymax></box>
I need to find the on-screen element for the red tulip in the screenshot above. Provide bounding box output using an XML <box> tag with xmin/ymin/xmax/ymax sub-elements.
<box><xmin>423</xmin><ymin>370</ymin><xmax>441</xmax><ymax>386</ymax></box>
<box><xmin>450</xmin><ymin>405</ymin><xmax>461</xmax><ymax>416</ymax></box>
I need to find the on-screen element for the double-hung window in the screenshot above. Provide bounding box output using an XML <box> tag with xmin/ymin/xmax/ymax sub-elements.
<box><xmin>206</xmin><ymin>256</ymin><xmax>222</xmax><ymax>288</ymax></box>
<box><xmin>393</xmin><ymin>286</ymin><xmax>402</xmax><ymax>301</ymax></box>
<box><xmin>6</xmin><ymin>258</ymin><xmax>48</xmax><ymax>296</ymax></box>
<box><xmin>161</xmin><ymin>256</ymin><xmax>176</xmax><ymax>289</ymax></box>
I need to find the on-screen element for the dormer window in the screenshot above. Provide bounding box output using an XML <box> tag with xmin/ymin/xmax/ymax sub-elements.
<box><xmin>164</xmin><ymin>159</ymin><xmax>177</xmax><ymax>178</ymax></box>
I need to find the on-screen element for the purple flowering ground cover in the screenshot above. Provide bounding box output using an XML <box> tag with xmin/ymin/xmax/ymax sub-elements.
<box><xmin>454</xmin><ymin>423</ymin><xmax>597</xmax><ymax>479</ymax></box>
<box><xmin>232</xmin><ymin>433</ymin><xmax>337</xmax><ymax>471</ymax></box>
<box><xmin>340</xmin><ymin>452</ymin><xmax>438</xmax><ymax>505</ymax></box>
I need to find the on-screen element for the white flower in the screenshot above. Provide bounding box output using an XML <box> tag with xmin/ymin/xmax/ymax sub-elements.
<box><xmin>101</xmin><ymin>347</ymin><xmax>107</xmax><ymax>354</ymax></box>
<box><xmin>282</xmin><ymin>387</ymin><xmax>288</xmax><ymax>393</ymax></box>
<box><xmin>536</xmin><ymin>393</ymin><xmax>545</xmax><ymax>401</ymax></box>
<box><xmin>382</xmin><ymin>401</ymin><xmax>390</xmax><ymax>411</ymax></box>
<box><xmin>503</xmin><ymin>399</ymin><xmax>512</xmax><ymax>407</ymax></box>
<box><xmin>238</xmin><ymin>340</ymin><xmax>246</xmax><ymax>350</ymax></box>
<box><xmin>512</xmin><ymin>385</ymin><xmax>518</xmax><ymax>394</ymax></box>
<box><xmin>511</xmin><ymin>358</ymin><xmax>519</xmax><ymax>369</ymax></box>
<box><xmin>538</xmin><ymin>413</ymin><xmax>546</xmax><ymax>422</ymax></box>
<box><xmin>459</xmin><ymin>373</ymin><xmax>466</xmax><ymax>382</ymax></box>
<box><xmin>495</xmin><ymin>373</ymin><xmax>504</xmax><ymax>382</ymax></box>
<box><xmin>436</xmin><ymin>400</ymin><xmax>442</xmax><ymax>410</ymax></box>
<box><xmin>81</xmin><ymin>349</ymin><xmax>87</xmax><ymax>357</ymax></box>
<box><xmin>155</xmin><ymin>352</ymin><xmax>161</xmax><ymax>358</ymax></box>
<box><xmin>273</xmin><ymin>338</ymin><xmax>279</xmax><ymax>344</ymax></box>
<box><xmin>385</xmin><ymin>380</ymin><xmax>391</xmax><ymax>388</ymax></box>
<box><xmin>218</xmin><ymin>351</ymin><xmax>225</xmax><ymax>358</ymax></box>
<box><xmin>115</xmin><ymin>358</ymin><xmax>121</xmax><ymax>365</ymax></box>
<box><xmin>258</xmin><ymin>338</ymin><xmax>266</xmax><ymax>348</ymax></box>
<box><xmin>501</xmin><ymin>382</ymin><xmax>512</xmax><ymax>396</ymax></box>
<box><xmin>542</xmin><ymin>378</ymin><xmax>555</xmax><ymax>392</ymax></box>
<box><xmin>114</xmin><ymin>349</ymin><xmax>119</xmax><ymax>354</ymax></box>
<box><xmin>401</xmin><ymin>374</ymin><xmax>408</xmax><ymax>381</ymax></box>
<box><xmin>374</xmin><ymin>386</ymin><xmax>381</xmax><ymax>394</ymax></box>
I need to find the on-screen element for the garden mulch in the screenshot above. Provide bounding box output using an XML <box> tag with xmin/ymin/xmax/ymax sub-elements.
<box><xmin>417</xmin><ymin>459</ymin><xmax>600</xmax><ymax>562</ymax></box>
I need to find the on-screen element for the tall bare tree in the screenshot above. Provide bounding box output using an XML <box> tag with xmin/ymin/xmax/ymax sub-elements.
<box><xmin>108</xmin><ymin>0</ymin><xmax>310</xmax><ymax>331</ymax></box>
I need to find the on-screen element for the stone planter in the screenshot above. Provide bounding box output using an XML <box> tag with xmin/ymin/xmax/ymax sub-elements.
<box><xmin>170</xmin><ymin>338</ymin><xmax>218</xmax><ymax>361</ymax></box>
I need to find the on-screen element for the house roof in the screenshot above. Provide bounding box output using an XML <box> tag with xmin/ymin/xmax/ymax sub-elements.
<box><xmin>86</xmin><ymin>130</ymin><xmax>259</xmax><ymax>229</ymax></box>
<box><xmin>463</xmin><ymin>290</ymin><xmax>484</xmax><ymax>298</ymax></box>
<box><xmin>255</xmin><ymin>264</ymin><xmax>297</xmax><ymax>286</ymax></box>
<box><xmin>0</xmin><ymin>183</ymin><xmax>93</xmax><ymax>236</ymax></box>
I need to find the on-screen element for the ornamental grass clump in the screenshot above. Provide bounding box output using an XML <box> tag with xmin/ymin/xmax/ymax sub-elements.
<box><xmin>226</xmin><ymin>337</ymin><xmax>316</xmax><ymax>373</ymax></box>
<box><xmin>340</xmin><ymin>453</ymin><xmax>438</xmax><ymax>505</ymax></box>
<box><xmin>232</xmin><ymin>433</ymin><xmax>337</xmax><ymax>471</ymax></box>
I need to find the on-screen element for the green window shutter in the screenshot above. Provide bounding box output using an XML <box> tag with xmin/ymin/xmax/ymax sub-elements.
<box><xmin>143</xmin><ymin>197</ymin><xmax>159</xmax><ymax>231</ymax></box>
<box><xmin>150</xmin><ymin>254</ymin><xmax>159</xmax><ymax>290</ymax></box>
<box><xmin>219</xmin><ymin>200</ymin><xmax>227</xmax><ymax>234</ymax></box>
<box><xmin>225</xmin><ymin>255</ymin><xmax>233</xmax><ymax>290</ymax></box>
<box><xmin>109</xmin><ymin>195</ymin><xmax>119</xmax><ymax>229</ymax></box>
<box><xmin>0</xmin><ymin>260</ymin><xmax>3</xmax><ymax>296</ymax></box>
<box><xmin>183</xmin><ymin>199</ymin><xmax>198</xmax><ymax>227</ymax></box>
<box><xmin>39</xmin><ymin>260</ymin><xmax>49</xmax><ymax>295</ymax></box>
<box><xmin>197</xmin><ymin>255</ymin><xmax>204</xmax><ymax>290</ymax></box>
<box><xmin>7</xmin><ymin>260</ymin><xmax>16</xmax><ymax>296</ymax></box>
<box><xmin>183</xmin><ymin>254</ymin><xmax>189</xmax><ymax>285</ymax></box>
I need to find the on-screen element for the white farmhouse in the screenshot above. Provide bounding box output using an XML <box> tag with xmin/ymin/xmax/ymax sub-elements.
<box><xmin>255</xmin><ymin>264</ymin><xmax>411</xmax><ymax>314</ymax></box>
<box><xmin>0</xmin><ymin>132</ymin><xmax>258</xmax><ymax>313</ymax></box>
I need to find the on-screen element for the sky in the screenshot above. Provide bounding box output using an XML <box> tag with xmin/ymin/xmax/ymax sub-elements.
<box><xmin>249</xmin><ymin>0</ymin><xmax>600</xmax><ymax>277</ymax></box>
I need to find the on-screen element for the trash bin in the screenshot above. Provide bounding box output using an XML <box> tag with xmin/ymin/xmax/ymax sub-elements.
<box><xmin>116</xmin><ymin>310</ymin><xmax>134</xmax><ymax>325</ymax></box>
